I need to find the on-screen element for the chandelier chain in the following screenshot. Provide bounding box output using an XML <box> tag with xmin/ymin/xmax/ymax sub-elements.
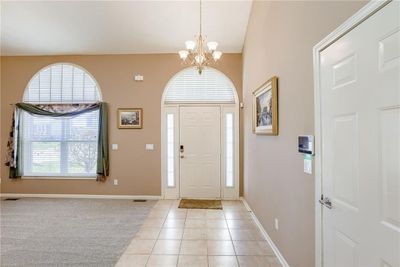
<box><xmin>199</xmin><ymin>0</ymin><xmax>202</xmax><ymax>35</ymax></box>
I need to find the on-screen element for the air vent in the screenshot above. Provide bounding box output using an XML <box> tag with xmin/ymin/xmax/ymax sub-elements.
<box><xmin>133</xmin><ymin>199</ymin><xmax>147</xmax><ymax>202</ymax></box>
<box><xmin>4</xmin><ymin>198</ymin><xmax>20</xmax><ymax>201</ymax></box>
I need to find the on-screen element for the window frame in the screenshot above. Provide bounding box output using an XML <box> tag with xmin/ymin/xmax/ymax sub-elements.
<box><xmin>21</xmin><ymin>63</ymin><xmax>102</xmax><ymax>179</ymax></box>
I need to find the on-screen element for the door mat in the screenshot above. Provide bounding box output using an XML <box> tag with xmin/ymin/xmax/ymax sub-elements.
<box><xmin>178</xmin><ymin>199</ymin><xmax>222</xmax><ymax>210</ymax></box>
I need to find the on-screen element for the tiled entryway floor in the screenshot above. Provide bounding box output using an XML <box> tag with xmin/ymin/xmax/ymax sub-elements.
<box><xmin>115</xmin><ymin>200</ymin><xmax>282</xmax><ymax>267</ymax></box>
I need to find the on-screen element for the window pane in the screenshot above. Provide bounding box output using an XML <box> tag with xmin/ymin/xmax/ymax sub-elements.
<box><xmin>50</xmin><ymin>65</ymin><xmax>62</xmax><ymax>102</ymax></box>
<box><xmin>167</xmin><ymin>113</ymin><xmax>175</xmax><ymax>187</ymax></box>
<box><xmin>226</xmin><ymin>113</ymin><xmax>234</xmax><ymax>187</ymax></box>
<box><xmin>67</xmin><ymin>111</ymin><xmax>99</xmax><ymax>141</ymax></box>
<box><xmin>72</xmin><ymin>68</ymin><xmax>84</xmax><ymax>102</ymax></box>
<box><xmin>68</xmin><ymin>142</ymin><xmax>97</xmax><ymax>174</ymax></box>
<box><xmin>22</xmin><ymin>110</ymin><xmax>99</xmax><ymax>177</ymax></box>
<box><xmin>31</xmin><ymin>142</ymin><xmax>60</xmax><ymax>174</ymax></box>
<box><xmin>61</xmin><ymin>65</ymin><xmax>73</xmax><ymax>102</ymax></box>
<box><xmin>39</xmin><ymin>68</ymin><xmax>51</xmax><ymax>102</ymax></box>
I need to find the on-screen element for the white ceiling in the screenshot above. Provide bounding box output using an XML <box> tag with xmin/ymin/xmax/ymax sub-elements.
<box><xmin>1</xmin><ymin>0</ymin><xmax>252</xmax><ymax>56</ymax></box>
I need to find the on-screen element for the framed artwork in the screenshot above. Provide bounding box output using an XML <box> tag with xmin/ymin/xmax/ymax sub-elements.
<box><xmin>252</xmin><ymin>76</ymin><xmax>278</xmax><ymax>135</ymax></box>
<box><xmin>117</xmin><ymin>108</ymin><xmax>143</xmax><ymax>129</ymax></box>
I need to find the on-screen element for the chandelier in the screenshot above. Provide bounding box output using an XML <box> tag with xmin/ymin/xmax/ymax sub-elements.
<box><xmin>178</xmin><ymin>0</ymin><xmax>222</xmax><ymax>74</ymax></box>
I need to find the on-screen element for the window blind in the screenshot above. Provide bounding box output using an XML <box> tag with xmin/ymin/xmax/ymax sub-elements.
<box><xmin>24</xmin><ymin>64</ymin><xmax>100</xmax><ymax>104</ymax></box>
<box><xmin>164</xmin><ymin>68</ymin><xmax>236</xmax><ymax>103</ymax></box>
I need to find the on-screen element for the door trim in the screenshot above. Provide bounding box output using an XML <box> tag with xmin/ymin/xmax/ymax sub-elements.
<box><xmin>313</xmin><ymin>1</ymin><xmax>391</xmax><ymax>266</ymax></box>
<box><xmin>161</xmin><ymin>104</ymin><xmax>240</xmax><ymax>200</ymax></box>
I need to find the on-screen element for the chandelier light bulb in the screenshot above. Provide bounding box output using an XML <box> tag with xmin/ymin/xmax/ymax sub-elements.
<box><xmin>212</xmin><ymin>51</ymin><xmax>222</xmax><ymax>61</ymax></box>
<box><xmin>185</xmin><ymin>40</ymin><xmax>196</xmax><ymax>50</ymax></box>
<box><xmin>207</xmin><ymin>41</ymin><xmax>218</xmax><ymax>51</ymax></box>
<box><xmin>178</xmin><ymin>50</ymin><xmax>189</xmax><ymax>60</ymax></box>
<box><xmin>195</xmin><ymin>55</ymin><xmax>205</xmax><ymax>64</ymax></box>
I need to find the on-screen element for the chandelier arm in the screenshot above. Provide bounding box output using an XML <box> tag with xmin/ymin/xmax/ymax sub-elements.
<box><xmin>205</xmin><ymin>52</ymin><xmax>213</xmax><ymax>60</ymax></box>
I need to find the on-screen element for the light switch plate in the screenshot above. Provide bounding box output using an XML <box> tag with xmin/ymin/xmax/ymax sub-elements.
<box><xmin>274</xmin><ymin>218</ymin><xmax>279</xmax><ymax>230</ymax></box>
<box><xmin>304</xmin><ymin>158</ymin><xmax>312</xmax><ymax>174</ymax></box>
<box><xmin>112</xmin><ymin>144</ymin><xmax>118</xmax><ymax>150</ymax></box>
<box><xmin>146</xmin><ymin>144</ymin><xmax>154</xmax><ymax>150</ymax></box>
<box><xmin>134</xmin><ymin>75</ymin><xmax>144</xmax><ymax>81</ymax></box>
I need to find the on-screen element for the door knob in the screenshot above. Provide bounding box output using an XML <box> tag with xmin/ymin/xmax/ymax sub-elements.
<box><xmin>319</xmin><ymin>195</ymin><xmax>333</xmax><ymax>209</ymax></box>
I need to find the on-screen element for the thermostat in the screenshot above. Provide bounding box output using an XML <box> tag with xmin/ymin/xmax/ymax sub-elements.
<box><xmin>298</xmin><ymin>135</ymin><xmax>314</xmax><ymax>155</ymax></box>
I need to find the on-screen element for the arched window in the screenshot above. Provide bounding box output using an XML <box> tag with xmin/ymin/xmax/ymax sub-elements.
<box><xmin>21</xmin><ymin>63</ymin><xmax>102</xmax><ymax>178</ymax></box>
<box><xmin>164</xmin><ymin>68</ymin><xmax>236</xmax><ymax>104</ymax></box>
<box><xmin>23</xmin><ymin>64</ymin><xmax>101</xmax><ymax>103</ymax></box>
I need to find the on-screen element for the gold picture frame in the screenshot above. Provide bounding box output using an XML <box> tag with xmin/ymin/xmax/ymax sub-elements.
<box><xmin>117</xmin><ymin>108</ymin><xmax>143</xmax><ymax>129</ymax></box>
<box><xmin>252</xmin><ymin>76</ymin><xmax>278</xmax><ymax>135</ymax></box>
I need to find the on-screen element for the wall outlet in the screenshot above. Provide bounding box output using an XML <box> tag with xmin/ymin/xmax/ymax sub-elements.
<box><xmin>112</xmin><ymin>144</ymin><xmax>118</xmax><ymax>150</ymax></box>
<box><xmin>113</xmin><ymin>179</ymin><xmax>118</xmax><ymax>186</ymax></box>
<box><xmin>274</xmin><ymin>218</ymin><xmax>279</xmax><ymax>230</ymax></box>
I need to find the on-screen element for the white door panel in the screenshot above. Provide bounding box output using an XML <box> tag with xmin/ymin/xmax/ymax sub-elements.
<box><xmin>320</xmin><ymin>2</ymin><xmax>400</xmax><ymax>267</ymax></box>
<box><xmin>180</xmin><ymin>107</ymin><xmax>221</xmax><ymax>198</ymax></box>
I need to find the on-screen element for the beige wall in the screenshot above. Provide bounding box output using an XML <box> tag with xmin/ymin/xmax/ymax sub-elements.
<box><xmin>0</xmin><ymin>54</ymin><xmax>243</xmax><ymax>195</ymax></box>
<box><xmin>242</xmin><ymin>1</ymin><xmax>366</xmax><ymax>267</ymax></box>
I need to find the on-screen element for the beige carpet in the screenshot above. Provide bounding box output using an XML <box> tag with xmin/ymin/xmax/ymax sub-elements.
<box><xmin>0</xmin><ymin>198</ymin><xmax>155</xmax><ymax>267</ymax></box>
<box><xmin>178</xmin><ymin>199</ymin><xmax>222</xmax><ymax>209</ymax></box>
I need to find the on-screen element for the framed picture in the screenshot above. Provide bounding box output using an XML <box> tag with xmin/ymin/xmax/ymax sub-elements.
<box><xmin>118</xmin><ymin>108</ymin><xmax>143</xmax><ymax>129</ymax></box>
<box><xmin>252</xmin><ymin>76</ymin><xmax>278</xmax><ymax>135</ymax></box>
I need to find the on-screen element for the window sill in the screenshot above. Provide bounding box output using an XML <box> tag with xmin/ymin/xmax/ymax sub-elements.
<box><xmin>21</xmin><ymin>176</ymin><xmax>97</xmax><ymax>180</ymax></box>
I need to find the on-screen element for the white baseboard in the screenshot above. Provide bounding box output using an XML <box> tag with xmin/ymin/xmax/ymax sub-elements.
<box><xmin>0</xmin><ymin>193</ymin><xmax>161</xmax><ymax>200</ymax></box>
<box><xmin>240</xmin><ymin>197</ymin><xmax>290</xmax><ymax>267</ymax></box>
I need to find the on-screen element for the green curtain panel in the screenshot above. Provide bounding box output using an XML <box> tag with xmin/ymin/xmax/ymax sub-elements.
<box><xmin>5</xmin><ymin>102</ymin><xmax>109</xmax><ymax>181</ymax></box>
<box><xmin>97</xmin><ymin>103</ymin><xmax>109</xmax><ymax>181</ymax></box>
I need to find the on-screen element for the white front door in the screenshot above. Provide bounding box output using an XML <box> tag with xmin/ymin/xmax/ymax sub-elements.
<box><xmin>179</xmin><ymin>106</ymin><xmax>221</xmax><ymax>199</ymax></box>
<box><xmin>319</xmin><ymin>2</ymin><xmax>399</xmax><ymax>266</ymax></box>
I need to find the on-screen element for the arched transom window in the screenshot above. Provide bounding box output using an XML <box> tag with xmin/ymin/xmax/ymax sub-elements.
<box><xmin>164</xmin><ymin>68</ymin><xmax>236</xmax><ymax>104</ymax></box>
<box><xmin>23</xmin><ymin>63</ymin><xmax>101</xmax><ymax>104</ymax></box>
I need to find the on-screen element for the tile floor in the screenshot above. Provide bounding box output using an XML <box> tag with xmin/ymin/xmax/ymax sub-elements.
<box><xmin>115</xmin><ymin>200</ymin><xmax>282</xmax><ymax>267</ymax></box>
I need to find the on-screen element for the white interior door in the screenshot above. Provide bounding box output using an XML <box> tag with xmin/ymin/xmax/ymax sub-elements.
<box><xmin>319</xmin><ymin>2</ymin><xmax>400</xmax><ymax>266</ymax></box>
<box><xmin>180</xmin><ymin>106</ymin><xmax>221</xmax><ymax>199</ymax></box>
